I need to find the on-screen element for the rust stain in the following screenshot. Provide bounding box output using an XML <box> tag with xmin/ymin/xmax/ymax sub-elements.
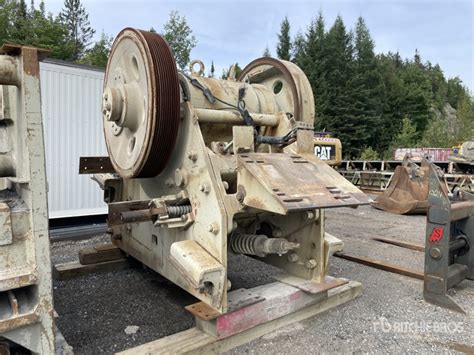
<box><xmin>0</xmin><ymin>312</ymin><xmax>39</xmax><ymax>333</ymax></box>
<box><xmin>245</xmin><ymin>197</ymin><xmax>266</xmax><ymax>210</ymax></box>
<box><xmin>21</xmin><ymin>48</ymin><xmax>40</xmax><ymax>78</ymax></box>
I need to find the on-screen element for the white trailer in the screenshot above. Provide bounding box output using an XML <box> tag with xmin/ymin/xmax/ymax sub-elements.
<box><xmin>40</xmin><ymin>59</ymin><xmax>107</xmax><ymax>219</ymax></box>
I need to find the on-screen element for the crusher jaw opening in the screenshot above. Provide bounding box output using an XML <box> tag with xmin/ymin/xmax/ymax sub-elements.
<box><xmin>82</xmin><ymin>28</ymin><xmax>370</xmax><ymax>313</ymax></box>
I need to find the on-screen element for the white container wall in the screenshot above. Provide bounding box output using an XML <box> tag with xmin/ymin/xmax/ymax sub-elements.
<box><xmin>40</xmin><ymin>60</ymin><xmax>107</xmax><ymax>218</ymax></box>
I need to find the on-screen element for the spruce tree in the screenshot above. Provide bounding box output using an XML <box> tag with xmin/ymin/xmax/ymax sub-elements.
<box><xmin>400</xmin><ymin>55</ymin><xmax>432</xmax><ymax>135</ymax></box>
<box><xmin>319</xmin><ymin>16</ymin><xmax>358</xmax><ymax>157</ymax></box>
<box><xmin>208</xmin><ymin>60</ymin><xmax>215</xmax><ymax>78</ymax></box>
<box><xmin>9</xmin><ymin>0</ymin><xmax>30</xmax><ymax>44</ymax></box>
<box><xmin>303</xmin><ymin>12</ymin><xmax>328</xmax><ymax>131</ymax></box>
<box><xmin>59</xmin><ymin>0</ymin><xmax>95</xmax><ymax>61</ymax></box>
<box><xmin>276</xmin><ymin>16</ymin><xmax>291</xmax><ymax>60</ymax></box>
<box><xmin>377</xmin><ymin>52</ymin><xmax>406</xmax><ymax>153</ymax></box>
<box><xmin>263</xmin><ymin>46</ymin><xmax>271</xmax><ymax>57</ymax></box>
<box><xmin>351</xmin><ymin>17</ymin><xmax>385</xmax><ymax>155</ymax></box>
<box><xmin>291</xmin><ymin>31</ymin><xmax>305</xmax><ymax>65</ymax></box>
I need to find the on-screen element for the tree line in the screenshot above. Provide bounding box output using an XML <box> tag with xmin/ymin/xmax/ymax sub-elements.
<box><xmin>0</xmin><ymin>1</ymin><xmax>197</xmax><ymax>70</ymax></box>
<box><xmin>1</xmin><ymin>2</ymin><xmax>471</xmax><ymax>158</ymax></box>
<box><xmin>0</xmin><ymin>0</ymin><xmax>112</xmax><ymax>66</ymax></box>
<box><xmin>274</xmin><ymin>13</ymin><xmax>473</xmax><ymax>158</ymax></box>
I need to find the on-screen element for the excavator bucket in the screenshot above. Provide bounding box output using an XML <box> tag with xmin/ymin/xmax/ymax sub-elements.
<box><xmin>371</xmin><ymin>157</ymin><xmax>429</xmax><ymax>214</ymax></box>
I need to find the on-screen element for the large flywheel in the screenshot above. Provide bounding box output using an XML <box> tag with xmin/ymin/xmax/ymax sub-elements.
<box><xmin>102</xmin><ymin>28</ymin><xmax>180</xmax><ymax>178</ymax></box>
<box><xmin>238</xmin><ymin>57</ymin><xmax>315</xmax><ymax>125</ymax></box>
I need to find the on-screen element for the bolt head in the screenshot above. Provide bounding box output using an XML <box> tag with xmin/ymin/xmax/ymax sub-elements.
<box><xmin>187</xmin><ymin>151</ymin><xmax>198</xmax><ymax>162</ymax></box>
<box><xmin>208</xmin><ymin>223</ymin><xmax>219</xmax><ymax>234</ymax></box>
<box><xmin>199</xmin><ymin>183</ymin><xmax>210</xmax><ymax>193</ymax></box>
<box><xmin>430</xmin><ymin>247</ymin><xmax>442</xmax><ymax>260</ymax></box>
<box><xmin>287</xmin><ymin>253</ymin><xmax>299</xmax><ymax>263</ymax></box>
<box><xmin>305</xmin><ymin>259</ymin><xmax>317</xmax><ymax>269</ymax></box>
<box><xmin>273</xmin><ymin>229</ymin><xmax>283</xmax><ymax>237</ymax></box>
<box><xmin>305</xmin><ymin>211</ymin><xmax>315</xmax><ymax>220</ymax></box>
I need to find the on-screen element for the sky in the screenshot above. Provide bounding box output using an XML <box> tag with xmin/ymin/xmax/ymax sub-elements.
<box><xmin>45</xmin><ymin>0</ymin><xmax>474</xmax><ymax>92</ymax></box>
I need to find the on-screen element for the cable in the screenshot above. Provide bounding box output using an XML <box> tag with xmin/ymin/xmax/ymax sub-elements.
<box><xmin>181</xmin><ymin>72</ymin><xmax>296</xmax><ymax>147</ymax></box>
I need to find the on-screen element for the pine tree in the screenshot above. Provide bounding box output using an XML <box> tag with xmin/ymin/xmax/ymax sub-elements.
<box><xmin>0</xmin><ymin>0</ymin><xmax>18</xmax><ymax>45</ymax></box>
<box><xmin>9</xmin><ymin>0</ymin><xmax>30</xmax><ymax>44</ymax></box>
<box><xmin>351</xmin><ymin>17</ymin><xmax>385</xmax><ymax>153</ymax></box>
<box><xmin>318</xmin><ymin>16</ymin><xmax>358</xmax><ymax>157</ymax></box>
<box><xmin>30</xmin><ymin>5</ymin><xmax>71</xmax><ymax>60</ymax></box>
<box><xmin>302</xmin><ymin>12</ymin><xmax>328</xmax><ymax>130</ymax></box>
<box><xmin>400</xmin><ymin>55</ymin><xmax>432</xmax><ymax>135</ymax></box>
<box><xmin>162</xmin><ymin>11</ymin><xmax>197</xmax><ymax>70</ymax></box>
<box><xmin>79</xmin><ymin>32</ymin><xmax>112</xmax><ymax>67</ymax></box>
<box><xmin>446</xmin><ymin>77</ymin><xmax>466</xmax><ymax>109</ymax></box>
<box><xmin>377</xmin><ymin>52</ymin><xmax>406</xmax><ymax>153</ymax></box>
<box><xmin>276</xmin><ymin>16</ymin><xmax>291</xmax><ymax>60</ymax></box>
<box><xmin>391</xmin><ymin>116</ymin><xmax>418</xmax><ymax>148</ymax></box>
<box><xmin>455</xmin><ymin>95</ymin><xmax>474</xmax><ymax>142</ymax></box>
<box><xmin>263</xmin><ymin>46</ymin><xmax>271</xmax><ymax>57</ymax></box>
<box><xmin>421</xmin><ymin>115</ymin><xmax>451</xmax><ymax>147</ymax></box>
<box><xmin>208</xmin><ymin>60</ymin><xmax>215</xmax><ymax>78</ymax></box>
<box><xmin>291</xmin><ymin>31</ymin><xmax>305</xmax><ymax>64</ymax></box>
<box><xmin>59</xmin><ymin>0</ymin><xmax>95</xmax><ymax>61</ymax></box>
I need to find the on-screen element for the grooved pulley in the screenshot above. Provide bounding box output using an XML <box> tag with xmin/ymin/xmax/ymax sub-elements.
<box><xmin>102</xmin><ymin>28</ymin><xmax>180</xmax><ymax>178</ymax></box>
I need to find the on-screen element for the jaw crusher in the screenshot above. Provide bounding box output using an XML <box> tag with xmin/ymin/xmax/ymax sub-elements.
<box><xmin>0</xmin><ymin>45</ymin><xmax>55</xmax><ymax>354</ymax></box>
<box><xmin>82</xmin><ymin>28</ymin><xmax>370</xmax><ymax>313</ymax></box>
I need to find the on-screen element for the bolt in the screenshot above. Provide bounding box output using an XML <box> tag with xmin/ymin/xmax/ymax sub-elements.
<box><xmin>287</xmin><ymin>253</ymin><xmax>299</xmax><ymax>263</ymax></box>
<box><xmin>208</xmin><ymin>223</ymin><xmax>219</xmax><ymax>234</ymax></box>
<box><xmin>227</xmin><ymin>279</ymin><xmax>232</xmax><ymax>291</ymax></box>
<box><xmin>305</xmin><ymin>259</ymin><xmax>317</xmax><ymax>269</ymax></box>
<box><xmin>199</xmin><ymin>183</ymin><xmax>211</xmax><ymax>193</ymax></box>
<box><xmin>236</xmin><ymin>191</ymin><xmax>245</xmax><ymax>203</ymax></box>
<box><xmin>272</xmin><ymin>229</ymin><xmax>283</xmax><ymax>237</ymax></box>
<box><xmin>305</xmin><ymin>211</ymin><xmax>315</xmax><ymax>220</ymax></box>
<box><xmin>165</xmin><ymin>178</ymin><xmax>175</xmax><ymax>187</ymax></box>
<box><xmin>187</xmin><ymin>151</ymin><xmax>198</xmax><ymax>162</ymax></box>
<box><xmin>430</xmin><ymin>247</ymin><xmax>442</xmax><ymax>260</ymax></box>
<box><xmin>222</xmin><ymin>181</ymin><xmax>229</xmax><ymax>190</ymax></box>
<box><xmin>174</xmin><ymin>168</ymin><xmax>187</xmax><ymax>187</ymax></box>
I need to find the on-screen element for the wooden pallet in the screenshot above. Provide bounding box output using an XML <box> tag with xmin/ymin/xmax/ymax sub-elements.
<box><xmin>118</xmin><ymin>279</ymin><xmax>362</xmax><ymax>354</ymax></box>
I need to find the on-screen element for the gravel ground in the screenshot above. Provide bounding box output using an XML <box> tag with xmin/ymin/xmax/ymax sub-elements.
<box><xmin>52</xmin><ymin>204</ymin><xmax>474</xmax><ymax>354</ymax></box>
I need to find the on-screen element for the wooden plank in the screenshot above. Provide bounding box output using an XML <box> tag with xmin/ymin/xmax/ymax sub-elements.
<box><xmin>117</xmin><ymin>280</ymin><xmax>362</xmax><ymax>355</ymax></box>
<box><xmin>372</xmin><ymin>237</ymin><xmax>424</xmax><ymax>252</ymax></box>
<box><xmin>53</xmin><ymin>258</ymin><xmax>130</xmax><ymax>281</ymax></box>
<box><xmin>79</xmin><ymin>243</ymin><xmax>124</xmax><ymax>265</ymax></box>
<box><xmin>334</xmin><ymin>252</ymin><xmax>424</xmax><ymax>280</ymax></box>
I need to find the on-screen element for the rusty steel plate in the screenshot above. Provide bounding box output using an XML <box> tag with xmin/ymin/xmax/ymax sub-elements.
<box><xmin>79</xmin><ymin>156</ymin><xmax>114</xmax><ymax>174</ymax></box>
<box><xmin>238</xmin><ymin>152</ymin><xmax>370</xmax><ymax>214</ymax></box>
<box><xmin>274</xmin><ymin>274</ymin><xmax>348</xmax><ymax>294</ymax></box>
<box><xmin>185</xmin><ymin>288</ymin><xmax>265</xmax><ymax>321</ymax></box>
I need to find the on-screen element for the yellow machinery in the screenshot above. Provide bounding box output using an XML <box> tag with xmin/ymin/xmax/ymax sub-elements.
<box><xmin>81</xmin><ymin>28</ymin><xmax>369</xmax><ymax>313</ymax></box>
<box><xmin>313</xmin><ymin>133</ymin><xmax>342</xmax><ymax>166</ymax></box>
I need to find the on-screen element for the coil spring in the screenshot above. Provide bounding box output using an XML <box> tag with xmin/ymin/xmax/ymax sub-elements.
<box><xmin>230</xmin><ymin>233</ymin><xmax>261</xmax><ymax>255</ymax></box>
<box><xmin>166</xmin><ymin>205</ymin><xmax>192</xmax><ymax>218</ymax></box>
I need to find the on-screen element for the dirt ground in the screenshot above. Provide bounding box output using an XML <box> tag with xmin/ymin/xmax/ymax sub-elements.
<box><xmin>52</xmin><ymin>204</ymin><xmax>474</xmax><ymax>354</ymax></box>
